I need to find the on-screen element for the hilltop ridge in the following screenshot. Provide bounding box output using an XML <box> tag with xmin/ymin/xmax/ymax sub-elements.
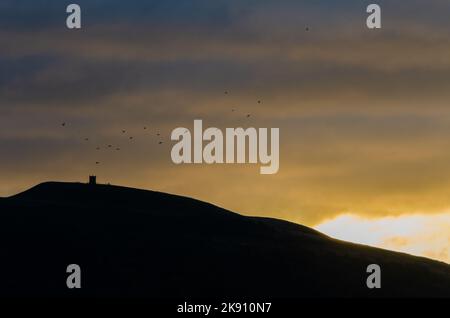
<box><xmin>0</xmin><ymin>181</ymin><xmax>449</xmax><ymax>297</ymax></box>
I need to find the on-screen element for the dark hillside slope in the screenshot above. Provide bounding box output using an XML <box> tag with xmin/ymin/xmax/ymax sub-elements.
<box><xmin>0</xmin><ymin>182</ymin><xmax>449</xmax><ymax>297</ymax></box>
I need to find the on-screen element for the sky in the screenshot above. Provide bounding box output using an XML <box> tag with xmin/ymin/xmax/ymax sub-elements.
<box><xmin>1</xmin><ymin>1</ymin><xmax>449</xmax><ymax>263</ymax></box>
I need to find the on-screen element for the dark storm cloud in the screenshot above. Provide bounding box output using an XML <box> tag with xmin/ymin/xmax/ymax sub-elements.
<box><xmin>1</xmin><ymin>0</ymin><xmax>449</xmax><ymax>33</ymax></box>
<box><xmin>2</xmin><ymin>54</ymin><xmax>450</xmax><ymax>114</ymax></box>
<box><xmin>0</xmin><ymin>0</ymin><xmax>449</xmax><ymax>111</ymax></box>
<box><xmin>0</xmin><ymin>0</ymin><xmax>236</xmax><ymax>30</ymax></box>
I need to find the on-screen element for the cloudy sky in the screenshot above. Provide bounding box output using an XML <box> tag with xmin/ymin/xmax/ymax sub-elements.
<box><xmin>1</xmin><ymin>1</ymin><xmax>449</xmax><ymax>263</ymax></box>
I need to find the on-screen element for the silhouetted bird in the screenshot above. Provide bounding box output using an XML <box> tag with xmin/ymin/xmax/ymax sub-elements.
<box><xmin>257</xmin><ymin>100</ymin><xmax>261</xmax><ymax>104</ymax></box>
<box><xmin>96</xmin><ymin>147</ymin><xmax>100</xmax><ymax>150</ymax></box>
<box><xmin>156</xmin><ymin>133</ymin><xmax>160</xmax><ymax>136</ymax></box>
<box><xmin>246</xmin><ymin>114</ymin><xmax>251</xmax><ymax>118</ymax></box>
<box><xmin>129</xmin><ymin>137</ymin><xmax>133</xmax><ymax>140</ymax></box>
<box><xmin>144</xmin><ymin>127</ymin><xmax>147</xmax><ymax>130</ymax></box>
<box><xmin>95</xmin><ymin>161</ymin><xmax>100</xmax><ymax>165</ymax></box>
<box><xmin>224</xmin><ymin>91</ymin><xmax>228</xmax><ymax>95</ymax></box>
<box><xmin>116</xmin><ymin>148</ymin><xmax>120</xmax><ymax>151</ymax></box>
<box><xmin>61</xmin><ymin>123</ymin><xmax>66</xmax><ymax>127</ymax></box>
<box><xmin>85</xmin><ymin>138</ymin><xmax>89</xmax><ymax>141</ymax></box>
<box><xmin>158</xmin><ymin>141</ymin><xmax>163</xmax><ymax>144</ymax></box>
<box><xmin>122</xmin><ymin>130</ymin><xmax>126</xmax><ymax>133</ymax></box>
<box><xmin>108</xmin><ymin>145</ymin><xmax>112</xmax><ymax>148</ymax></box>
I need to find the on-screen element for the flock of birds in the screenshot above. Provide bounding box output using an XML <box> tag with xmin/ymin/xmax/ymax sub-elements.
<box><xmin>60</xmin><ymin>122</ymin><xmax>164</xmax><ymax>166</ymax></box>
<box><xmin>61</xmin><ymin>91</ymin><xmax>261</xmax><ymax>166</ymax></box>
<box><xmin>56</xmin><ymin>21</ymin><xmax>311</xmax><ymax>168</ymax></box>
<box><xmin>56</xmin><ymin>23</ymin><xmax>311</xmax><ymax>168</ymax></box>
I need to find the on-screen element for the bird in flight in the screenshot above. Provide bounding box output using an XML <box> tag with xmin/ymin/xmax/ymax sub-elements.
<box><xmin>85</xmin><ymin>138</ymin><xmax>89</xmax><ymax>141</ymax></box>
<box><xmin>96</xmin><ymin>147</ymin><xmax>100</xmax><ymax>150</ymax></box>
<box><xmin>122</xmin><ymin>130</ymin><xmax>126</xmax><ymax>133</ymax></box>
<box><xmin>129</xmin><ymin>136</ymin><xmax>133</xmax><ymax>140</ymax></box>
<box><xmin>95</xmin><ymin>161</ymin><xmax>100</xmax><ymax>165</ymax></box>
<box><xmin>158</xmin><ymin>141</ymin><xmax>163</xmax><ymax>145</ymax></box>
<box><xmin>61</xmin><ymin>122</ymin><xmax>66</xmax><ymax>127</ymax></box>
<box><xmin>246</xmin><ymin>114</ymin><xmax>251</xmax><ymax>118</ymax></box>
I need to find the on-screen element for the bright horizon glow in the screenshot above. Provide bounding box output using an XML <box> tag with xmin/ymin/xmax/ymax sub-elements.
<box><xmin>315</xmin><ymin>212</ymin><xmax>450</xmax><ymax>264</ymax></box>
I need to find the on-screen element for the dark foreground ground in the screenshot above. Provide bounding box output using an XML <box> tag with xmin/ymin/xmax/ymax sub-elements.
<box><xmin>0</xmin><ymin>182</ymin><xmax>449</xmax><ymax>298</ymax></box>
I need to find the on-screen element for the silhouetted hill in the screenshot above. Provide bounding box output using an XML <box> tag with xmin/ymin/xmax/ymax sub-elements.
<box><xmin>0</xmin><ymin>182</ymin><xmax>449</xmax><ymax>298</ymax></box>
